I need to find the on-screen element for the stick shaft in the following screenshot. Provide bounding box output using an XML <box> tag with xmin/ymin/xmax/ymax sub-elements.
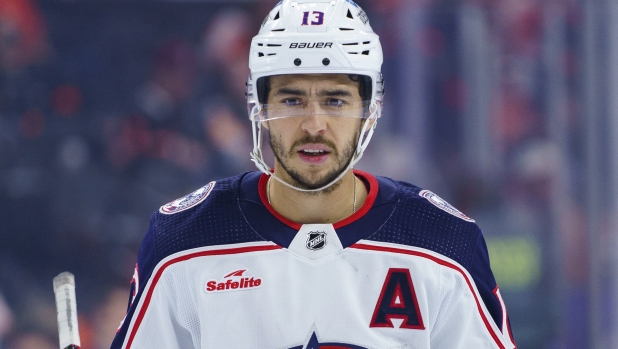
<box><xmin>53</xmin><ymin>272</ymin><xmax>81</xmax><ymax>349</ymax></box>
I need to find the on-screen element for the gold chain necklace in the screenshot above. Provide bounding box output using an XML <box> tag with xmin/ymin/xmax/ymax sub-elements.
<box><xmin>267</xmin><ymin>175</ymin><xmax>357</xmax><ymax>213</ymax></box>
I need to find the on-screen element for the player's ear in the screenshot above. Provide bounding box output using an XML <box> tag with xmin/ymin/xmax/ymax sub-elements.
<box><xmin>362</xmin><ymin>101</ymin><xmax>380</xmax><ymax>129</ymax></box>
<box><xmin>258</xmin><ymin>107</ymin><xmax>271</xmax><ymax>130</ymax></box>
<box><xmin>363</xmin><ymin>116</ymin><xmax>377</xmax><ymax>129</ymax></box>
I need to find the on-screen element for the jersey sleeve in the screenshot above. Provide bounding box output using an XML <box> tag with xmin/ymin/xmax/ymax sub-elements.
<box><xmin>110</xmin><ymin>212</ymin><xmax>201</xmax><ymax>349</ymax></box>
<box><xmin>110</xmin><ymin>213</ymin><xmax>160</xmax><ymax>349</ymax></box>
<box><xmin>468</xmin><ymin>232</ymin><xmax>517</xmax><ymax>348</ymax></box>
<box><xmin>426</xmin><ymin>229</ymin><xmax>517</xmax><ymax>349</ymax></box>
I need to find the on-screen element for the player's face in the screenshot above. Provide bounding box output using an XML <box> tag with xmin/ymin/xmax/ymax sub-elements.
<box><xmin>265</xmin><ymin>74</ymin><xmax>365</xmax><ymax>191</ymax></box>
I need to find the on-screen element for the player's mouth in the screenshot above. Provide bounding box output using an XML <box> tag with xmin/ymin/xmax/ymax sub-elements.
<box><xmin>296</xmin><ymin>145</ymin><xmax>331</xmax><ymax>164</ymax></box>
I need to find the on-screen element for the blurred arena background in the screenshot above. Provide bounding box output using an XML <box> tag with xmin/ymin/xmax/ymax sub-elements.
<box><xmin>0</xmin><ymin>0</ymin><xmax>616</xmax><ymax>348</ymax></box>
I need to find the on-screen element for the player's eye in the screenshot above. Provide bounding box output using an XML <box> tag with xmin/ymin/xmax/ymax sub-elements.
<box><xmin>324</xmin><ymin>98</ymin><xmax>346</xmax><ymax>108</ymax></box>
<box><xmin>283</xmin><ymin>98</ymin><xmax>303</xmax><ymax>107</ymax></box>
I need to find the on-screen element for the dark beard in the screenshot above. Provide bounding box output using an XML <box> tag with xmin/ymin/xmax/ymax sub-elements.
<box><xmin>269</xmin><ymin>130</ymin><xmax>360</xmax><ymax>194</ymax></box>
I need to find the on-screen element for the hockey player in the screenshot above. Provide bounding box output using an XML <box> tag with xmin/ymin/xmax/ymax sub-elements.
<box><xmin>111</xmin><ymin>0</ymin><xmax>517</xmax><ymax>348</ymax></box>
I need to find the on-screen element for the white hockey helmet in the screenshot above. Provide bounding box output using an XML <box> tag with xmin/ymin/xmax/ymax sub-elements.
<box><xmin>246</xmin><ymin>0</ymin><xmax>384</xmax><ymax>192</ymax></box>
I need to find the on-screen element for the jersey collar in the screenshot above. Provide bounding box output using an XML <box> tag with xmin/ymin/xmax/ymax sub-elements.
<box><xmin>256</xmin><ymin>169</ymin><xmax>378</xmax><ymax>230</ymax></box>
<box><xmin>238</xmin><ymin>170</ymin><xmax>398</xmax><ymax>249</ymax></box>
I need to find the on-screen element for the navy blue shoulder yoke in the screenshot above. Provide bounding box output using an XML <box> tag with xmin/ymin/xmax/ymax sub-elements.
<box><xmin>367</xmin><ymin>178</ymin><xmax>483</xmax><ymax>271</ymax></box>
<box><xmin>152</xmin><ymin>172</ymin><xmax>265</xmax><ymax>260</ymax></box>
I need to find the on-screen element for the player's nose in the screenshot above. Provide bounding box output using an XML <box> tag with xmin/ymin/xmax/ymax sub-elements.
<box><xmin>300</xmin><ymin>111</ymin><xmax>328</xmax><ymax>135</ymax></box>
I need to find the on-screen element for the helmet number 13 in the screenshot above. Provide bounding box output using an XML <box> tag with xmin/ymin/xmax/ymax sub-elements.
<box><xmin>302</xmin><ymin>11</ymin><xmax>325</xmax><ymax>26</ymax></box>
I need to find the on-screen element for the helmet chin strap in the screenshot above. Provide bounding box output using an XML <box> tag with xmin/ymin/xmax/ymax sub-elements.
<box><xmin>249</xmin><ymin>103</ymin><xmax>379</xmax><ymax>194</ymax></box>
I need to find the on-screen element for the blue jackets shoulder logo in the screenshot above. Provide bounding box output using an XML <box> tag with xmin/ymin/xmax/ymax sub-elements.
<box><xmin>419</xmin><ymin>189</ymin><xmax>475</xmax><ymax>222</ymax></box>
<box><xmin>159</xmin><ymin>181</ymin><xmax>216</xmax><ymax>215</ymax></box>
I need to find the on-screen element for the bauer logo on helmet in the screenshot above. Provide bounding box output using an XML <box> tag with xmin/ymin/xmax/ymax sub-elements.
<box><xmin>289</xmin><ymin>42</ymin><xmax>333</xmax><ymax>49</ymax></box>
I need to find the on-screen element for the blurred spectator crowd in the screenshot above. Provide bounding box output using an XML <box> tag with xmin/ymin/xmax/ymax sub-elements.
<box><xmin>0</xmin><ymin>0</ymin><xmax>609</xmax><ymax>348</ymax></box>
<box><xmin>0</xmin><ymin>1</ymin><xmax>260</xmax><ymax>347</ymax></box>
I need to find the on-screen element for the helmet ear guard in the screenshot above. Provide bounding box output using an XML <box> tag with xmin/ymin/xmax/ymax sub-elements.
<box><xmin>256</xmin><ymin>76</ymin><xmax>270</xmax><ymax>105</ymax></box>
<box><xmin>247</xmin><ymin>0</ymin><xmax>384</xmax><ymax>193</ymax></box>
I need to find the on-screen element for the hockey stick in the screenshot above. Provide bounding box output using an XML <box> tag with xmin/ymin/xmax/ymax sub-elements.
<box><xmin>53</xmin><ymin>272</ymin><xmax>81</xmax><ymax>349</ymax></box>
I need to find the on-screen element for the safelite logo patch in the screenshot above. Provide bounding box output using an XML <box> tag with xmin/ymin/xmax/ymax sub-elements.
<box><xmin>205</xmin><ymin>269</ymin><xmax>262</xmax><ymax>293</ymax></box>
<box><xmin>159</xmin><ymin>181</ymin><xmax>215</xmax><ymax>215</ymax></box>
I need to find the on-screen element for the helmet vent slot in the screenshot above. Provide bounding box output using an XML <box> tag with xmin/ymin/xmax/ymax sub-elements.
<box><xmin>349</xmin><ymin>52</ymin><xmax>358</xmax><ymax>54</ymax></box>
<box><xmin>342</xmin><ymin>42</ymin><xmax>359</xmax><ymax>46</ymax></box>
<box><xmin>363</xmin><ymin>41</ymin><xmax>370</xmax><ymax>44</ymax></box>
<box><xmin>258</xmin><ymin>43</ymin><xmax>263</xmax><ymax>46</ymax></box>
<box><xmin>272</xmin><ymin>29</ymin><xmax>286</xmax><ymax>32</ymax></box>
<box><xmin>258</xmin><ymin>52</ymin><xmax>264</xmax><ymax>57</ymax></box>
<box><xmin>268</xmin><ymin>53</ymin><xmax>277</xmax><ymax>56</ymax></box>
<box><xmin>339</xmin><ymin>28</ymin><xmax>354</xmax><ymax>31</ymax></box>
<box><xmin>267</xmin><ymin>44</ymin><xmax>282</xmax><ymax>47</ymax></box>
<box><xmin>274</xmin><ymin>11</ymin><xmax>280</xmax><ymax>20</ymax></box>
<box><xmin>362</xmin><ymin>50</ymin><xmax>370</xmax><ymax>55</ymax></box>
<box><xmin>347</xmin><ymin>9</ymin><xmax>354</xmax><ymax>19</ymax></box>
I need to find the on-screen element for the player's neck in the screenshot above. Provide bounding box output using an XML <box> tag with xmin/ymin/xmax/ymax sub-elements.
<box><xmin>268</xmin><ymin>168</ymin><xmax>368</xmax><ymax>225</ymax></box>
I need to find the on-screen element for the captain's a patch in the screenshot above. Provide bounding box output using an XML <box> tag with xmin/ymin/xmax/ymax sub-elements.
<box><xmin>419</xmin><ymin>189</ymin><xmax>475</xmax><ymax>222</ymax></box>
<box><xmin>160</xmin><ymin>181</ymin><xmax>215</xmax><ymax>215</ymax></box>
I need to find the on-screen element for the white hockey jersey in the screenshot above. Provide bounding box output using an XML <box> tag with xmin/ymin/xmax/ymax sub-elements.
<box><xmin>110</xmin><ymin>171</ymin><xmax>516</xmax><ymax>349</ymax></box>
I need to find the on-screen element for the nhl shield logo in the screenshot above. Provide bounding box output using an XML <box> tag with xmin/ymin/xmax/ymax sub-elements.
<box><xmin>306</xmin><ymin>231</ymin><xmax>327</xmax><ymax>251</ymax></box>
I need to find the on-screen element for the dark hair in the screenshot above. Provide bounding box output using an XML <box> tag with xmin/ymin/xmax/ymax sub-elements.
<box><xmin>348</xmin><ymin>74</ymin><xmax>372</xmax><ymax>102</ymax></box>
<box><xmin>256</xmin><ymin>74</ymin><xmax>372</xmax><ymax>104</ymax></box>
